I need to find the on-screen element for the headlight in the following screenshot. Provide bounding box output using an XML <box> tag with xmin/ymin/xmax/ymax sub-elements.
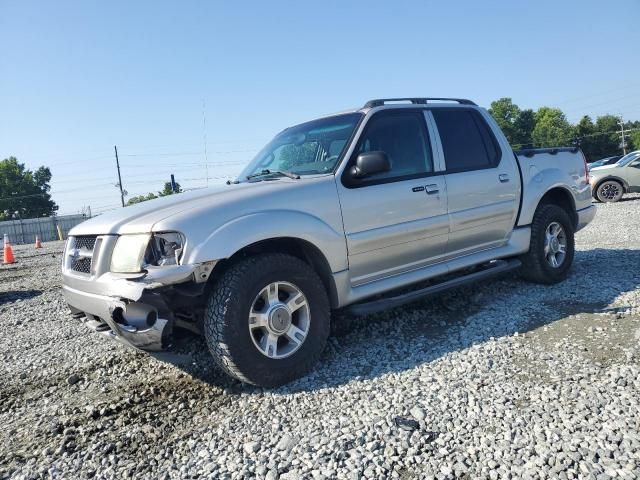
<box><xmin>146</xmin><ymin>232</ymin><xmax>185</xmax><ymax>267</ymax></box>
<box><xmin>110</xmin><ymin>234</ymin><xmax>151</xmax><ymax>273</ymax></box>
<box><xmin>110</xmin><ymin>232</ymin><xmax>185</xmax><ymax>273</ymax></box>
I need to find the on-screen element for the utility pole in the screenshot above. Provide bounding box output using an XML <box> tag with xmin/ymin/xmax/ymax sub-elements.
<box><xmin>202</xmin><ymin>99</ymin><xmax>209</xmax><ymax>187</ymax></box>
<box><xmin>114</xmin><ymin>145</ymin><xmax>125</xmax><ymax>207</ymax></box>
<box><xmin>618</xmin><ymin>117</ymin><xmax>627</xmax><ymax>155</ymax></box>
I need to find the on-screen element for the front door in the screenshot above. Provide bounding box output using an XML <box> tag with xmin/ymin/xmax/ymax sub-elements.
<box><xmin>336</xmin><ymin>110</ymin><xmax>449</xmax><ymax>286</ymax></box>
<box><xmin>624</xmin><ymin>157</ymin><xmax>640</xmax><ymax>190</ymax></box>
<box><xmin>430</xmin><ymin>108</ymin><xmax>520</xmax><ymax>257</ymax></box>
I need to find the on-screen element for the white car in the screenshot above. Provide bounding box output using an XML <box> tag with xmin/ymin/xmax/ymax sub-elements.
<box><xmin>590</xmin><ymin>151</ymin><xmax>640</xmax><ymax>202</ymax></box>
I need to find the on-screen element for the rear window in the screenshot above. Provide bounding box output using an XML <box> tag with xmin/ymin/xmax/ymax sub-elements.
<box><xmin>432</xmin><ymin>109</ymin><xmax>501</xmax><ymax>172</ymax></box>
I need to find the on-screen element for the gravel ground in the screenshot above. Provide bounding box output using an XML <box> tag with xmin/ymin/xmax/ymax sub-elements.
<box><xmin>1</xmin><ymin>196</ymin><xmax>639</xmax><ymax>480</ymax></box>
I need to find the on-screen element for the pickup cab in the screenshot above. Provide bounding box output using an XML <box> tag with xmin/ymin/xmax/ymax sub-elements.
<box><xmin>62</xmin><ymin>98</ymin><xmax>595</xmax><ymax>386</ymax></box>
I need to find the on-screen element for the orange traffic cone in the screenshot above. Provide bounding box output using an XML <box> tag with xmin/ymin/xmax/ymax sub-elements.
<box><xmin>35</xmin><ymin>235</ymin><xmax>42</xmax><ymax>249</ymax></box>
<box><xmin>3</xmin><ymin>235</ymin><xmax>15</xmax><ymax>265</ymax></box>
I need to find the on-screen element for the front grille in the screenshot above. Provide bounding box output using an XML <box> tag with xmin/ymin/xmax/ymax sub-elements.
<box><xmin>69</xmin><ymin>235</ymin><xmax>98</xmax><ymax>274</ymax></box>
<box><xmin>74</xmin><ymin>236</ymin><xmax>97</xmax><ymax>251</ymax></box>
<box><xmin>71</xmin><ymin>257</ymin><xmax>92</xmax><ymax>274</ymax></box>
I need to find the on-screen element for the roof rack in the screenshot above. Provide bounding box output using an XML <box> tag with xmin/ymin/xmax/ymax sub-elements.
<box><xmin>363</xmin><ymin>97</ymin><xmax>477</xmax><ymax>108</ymax></box>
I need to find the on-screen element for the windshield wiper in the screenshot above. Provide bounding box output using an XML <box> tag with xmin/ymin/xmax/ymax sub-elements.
<box><xmin>247</xmin><ymin>169</ymin><xmax>300</xmax><ymax>180</ymax></box>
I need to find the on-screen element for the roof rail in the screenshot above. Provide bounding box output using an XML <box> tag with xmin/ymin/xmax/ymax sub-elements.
<box><xmin>363</xmin><ymin>97</ymin><xmax>477</xmax><ymax>108</ymax></box>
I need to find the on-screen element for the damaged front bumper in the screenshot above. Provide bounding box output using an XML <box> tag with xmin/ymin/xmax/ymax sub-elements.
<box><xmin>62</xmin><ymin>262</ymin><xmax>214</xmax><ymax>351</ymax></box>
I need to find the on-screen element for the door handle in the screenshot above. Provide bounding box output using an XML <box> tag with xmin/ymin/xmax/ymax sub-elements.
<box><xmin>499</xmin><ymin>174</ymin><xmax>510</xmax><ymax>183</ymax></box>
<box><xmin>425</xmin><ymin>184</ymin><xmax>439</xmax><ymax>194</ymax></box>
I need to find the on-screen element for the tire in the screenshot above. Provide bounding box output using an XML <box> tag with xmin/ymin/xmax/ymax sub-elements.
<box><xmin>520</xmin><ymin>204</ymin><xmax>575</xmax><ymax>284</ymax></box>
<box><xmin>204</xmin><ymin>253</ymin><xmax>330</xmax><ymax>387</ymax></box>
<box><xmin>595</xmin><ymin>180</ymin><xmax>624</xmax><ymax>203</ymax></box>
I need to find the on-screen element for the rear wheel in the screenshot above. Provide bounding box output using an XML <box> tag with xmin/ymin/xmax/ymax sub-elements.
<box><xmin>596</xmin><ymin>180</ymin><xmax>624</xmax><ymax>203</ymax></box>
<box><xmin>520</xmin><ymin>204</ymin><xmax>575</xmax><ymax>284</ymax></box>
<box><xmin>204</xmin><ymin>253</ymin><xmax>330</xmax><ymax>387</ymax></box>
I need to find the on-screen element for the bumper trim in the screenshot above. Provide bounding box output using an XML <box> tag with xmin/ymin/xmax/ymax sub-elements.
<box><xmin>576</xmin><ymin>205</ymin><xmax>596</xmax><ymax>231</ymax></box>
<box><xmin>63</xmin><ymin>285</ymin><xmax>170</xmax><ymax>351</ymax></box>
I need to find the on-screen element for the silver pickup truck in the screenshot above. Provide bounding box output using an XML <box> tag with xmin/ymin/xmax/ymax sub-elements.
<box><xmin>62</xmin><ymin>98</ymin><xmax>595</xmax><ymax>386</ymax></box>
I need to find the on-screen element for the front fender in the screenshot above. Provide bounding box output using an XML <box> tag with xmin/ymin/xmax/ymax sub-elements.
<box><xmin>183</xmin><ymin>210</ymin><xmax>348</xmax><ymax>272</ymax></box>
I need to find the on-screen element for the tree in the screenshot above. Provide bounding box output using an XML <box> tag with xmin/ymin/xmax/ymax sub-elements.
<box><xmin>532</xmin><ymin>107</ymin><xmax>574</xmax><ymax>148</ymax></box>
<box><xmin>574</xmin><ymin>115</ymin><xmax>597</xmax><ymax>160</ymax></box>
<box><xmin>126</xmin><ymin>192</ymin><xmax>159</xmax><ymax>205</ymax></box>
<box><xmin>159</xmin><ymin>181</ymin><xmax>182</xmax><ymax>196</ymax></box>
<box><xmin>488</xmin><ymin>99</ymin><xmax>534</xmax><ymax>147</ymax></box>
<box><xmin>125</xmin><ymin>181</ymin><xmax>182</xmax><ymax>206</ymax></box>
<box><xmin>489</xmin><ymin>98</ymin><xmax>520</xmax><ymax>144</ymax></box>
<box><xmin>0</xmin><ymin>157</ymin><xmax>58</xmax><ymax>220</ymax></box>
<box><xmin>512</xmin><ymin>109</ymin><xmax>535</xmax><ymax>148</ymax></box>
<box><xmin>628</xmin><ymin>129</ymin><xmax>640</xmax><ymax>152</ymax></box>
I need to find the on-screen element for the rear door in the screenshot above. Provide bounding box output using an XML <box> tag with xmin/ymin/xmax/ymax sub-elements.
<box><xmin>430</xmin><ymin>108</ymin><xmax>519</xmax><ymax>257</ymax></box>
<box><xmin>336</xmin><ymin>110</ymin><xmax>448</xmax><ymax>286</ymax></box>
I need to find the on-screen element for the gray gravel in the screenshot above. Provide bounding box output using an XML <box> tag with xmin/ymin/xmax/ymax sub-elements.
<box><xmin>1</xmin><ymin>196</ymin><xmax>639</xmax><ymax>479</ymax></box>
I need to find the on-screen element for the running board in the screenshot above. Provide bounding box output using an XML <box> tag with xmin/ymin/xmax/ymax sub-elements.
<box><xmin>345</xmin><ymin>258</ymin><xmax>522</xmax><ymax>317</ymax></box>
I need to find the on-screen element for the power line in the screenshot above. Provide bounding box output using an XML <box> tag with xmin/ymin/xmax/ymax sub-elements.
<box><xmin>548</xmin><ymin>82</ymin><xmax>640</xmax><ymax>107</ymax></box>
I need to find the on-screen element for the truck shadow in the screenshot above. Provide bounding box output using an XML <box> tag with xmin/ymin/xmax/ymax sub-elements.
<box><xmin>158</xmin><ymin>247</ymin><xmax>639</xmax><ymax>393</ymax></box>
<box><xmin>0</xmin><ymin>289</ymin><xmax>42</xmax><ymax>306</ymax></box>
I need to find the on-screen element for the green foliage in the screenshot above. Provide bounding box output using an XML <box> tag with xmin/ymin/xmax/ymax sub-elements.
<box><xmin>0</xmin><ymin>157</ymin><xmax>58</xmax><ymax>220</ymax></box>
<box><xmin>126</xmin><ymin>181</ymin><xmax>182</xmax><ymax>206</ymax></box>
<box><xmin>566</xmin><ymin>114</ymin><xmax>621</xmax><ymax>160</ymax></box>
<box><xmin>488</xmin><ymin>98</ymin><xmax>520</xmax><ymax>143</ymax></box>
<box><xmin>126</xmin><ymin>192</ymin><xmax>159</xmax><ymax>205</ymax></box>
<box><xmin>487</xmin><ymin>101</ymin><xmax>637</xmax><ymax>160</ymax></box>
<box><xmin>532</xmin><ymin>107</ymin><xmax>574</xmax><ymax>148</ymax></box>
<box><xmin>628</xmin><ymin>129</ymin><xmax>640</xmax><ymax>152</ymax></box>
<box><xmin>488</xmin><ymin>99</ymin><xmax>535</xmax><ymax>148</ymax></box>
<box><xmin>512</xmin><ymin>109</ymin><xmax>535</xmax><ymax>147</ymax></box>
<box><xmin>159</xmin><ymin>181</ymin><xmax>182</xmax><ymax>196</ymax></box>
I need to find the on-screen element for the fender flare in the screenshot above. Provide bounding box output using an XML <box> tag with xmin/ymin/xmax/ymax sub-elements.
<box><xmin>518</xmin><ymin>179</ymin><xmax>577</xmax><ymax>227</ymax></box>
<box><xmin>184</xmin><ymin>210</ymin><xmax>348</xmax><ymax>272</ymax></box>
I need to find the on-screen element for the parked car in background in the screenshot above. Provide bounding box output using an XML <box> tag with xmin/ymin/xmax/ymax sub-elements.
<box><xmin>61</xmin><ymin>97</ymin><xmax>594</xmax><ymax>387</ymax></box>
<box><xmin>590</xmin><ymin>150</ymin><xmax>640</xmax><ymax>202</ymax></box>
<box><xmin>588</xmin><ymin>155</ymin><xmax>622</xmax><ymax>170</ymax></box>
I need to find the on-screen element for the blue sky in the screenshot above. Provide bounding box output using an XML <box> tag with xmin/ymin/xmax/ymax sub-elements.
<box><xmin>1</xmin><ymin>0</ymin><xmax>639</xmax><ymax>215</ymax></box>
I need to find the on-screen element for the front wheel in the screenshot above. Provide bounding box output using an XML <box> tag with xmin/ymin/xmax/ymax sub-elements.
<box><xmin>204</xmin><ymin>253</ymin><xmax>330</xmax><ymax>387</ymax></box>
<box><xmin>596</xmin><ymin>180</ymin><xmax>624</xmax><ymax>203</ymax></box>
<box><xmin>520</xmin><ymin>204</ymin><xmax>575</xmax><ymax>284</ymax></box>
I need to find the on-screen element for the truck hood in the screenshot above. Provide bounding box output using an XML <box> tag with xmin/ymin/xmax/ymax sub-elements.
<box><xmin>70</xmin><ymin>179</ymin><xmax>304</xmax><ymax>235</ymax></box>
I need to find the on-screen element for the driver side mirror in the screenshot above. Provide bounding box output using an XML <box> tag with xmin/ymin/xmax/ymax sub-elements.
<box><xmin>349</xmin><ymin>151</ymin><xmax>391</xmax><ymax>179</ymax></box>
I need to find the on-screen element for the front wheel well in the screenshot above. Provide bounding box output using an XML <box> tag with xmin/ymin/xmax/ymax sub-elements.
<box><xmin>210</xmin><ymin>237</ymin><xmax>339</xmax><ymax>308</ymax></box>
<box><xmin>538</xmin><ymin>187</ymin><xmax>578</xmax><ymax>229</ymax></box>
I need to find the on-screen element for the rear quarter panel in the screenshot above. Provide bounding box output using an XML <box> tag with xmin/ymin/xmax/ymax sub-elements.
<box><xmin>516</xmin><ymin>151</ymin><xmax>591</xmax><ymax>226</ymax></box>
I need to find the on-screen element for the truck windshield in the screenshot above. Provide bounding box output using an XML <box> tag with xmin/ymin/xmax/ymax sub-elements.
<box><xmin>239</xmin><ymin>112</ymin><xmax>362</xmax><ymax>179</ymax></box>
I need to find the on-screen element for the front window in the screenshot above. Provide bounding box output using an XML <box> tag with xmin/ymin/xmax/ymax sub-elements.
<box><xmin>239</xmin><ymin>113</ymin><xmax>362</xmax><ymax>180</ymax></box>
